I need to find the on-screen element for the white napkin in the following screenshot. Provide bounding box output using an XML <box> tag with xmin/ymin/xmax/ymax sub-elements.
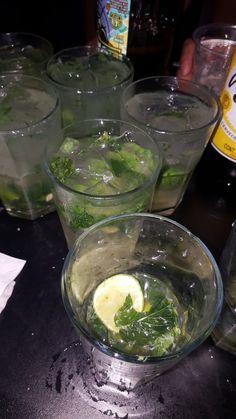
<box><xmin>0</xmin><ymin>252</ymin><xmax>26</xmax><ymax>313</ymax></box>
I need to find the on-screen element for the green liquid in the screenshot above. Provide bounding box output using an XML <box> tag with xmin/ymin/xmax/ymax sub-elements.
<box><xmin>50</xmin><ymin>133</ymin><xmax>157</xmax><ymax>233</ymax></box>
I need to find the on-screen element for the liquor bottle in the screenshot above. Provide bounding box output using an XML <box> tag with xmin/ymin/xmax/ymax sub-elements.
<box><xmin>194</xmin><ymin>49</ymin><xmax>236</xmax><ymax>213</ymax></box>
<box><xmin>97</xmin><ymin>0</ymin><xmax>185</xmax><ymax>80</ymax></box>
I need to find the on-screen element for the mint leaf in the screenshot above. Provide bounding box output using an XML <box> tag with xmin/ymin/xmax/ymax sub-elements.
<box><xmin>67</xmin><ymin>203</ymin><xmax>94</xmax><ymax>229</ymax></box>
<box><xmin>119</xmin><ymin>303</ymin><xmax>178</xmax><ymax>345</ymax></box>
<box><xmin>114</xmin><ymin>291</ymin><xmax>180</xmax><ymax>352</ymax></box>
<box><xmin>115</xmin><ymin>294</ymin><xmax>139</xmax><ymax>327</ymax></box>
<box><xmin>50</xmin><ymin>156</ymin><xmax>74</xmax><ymax>183</ymax></box>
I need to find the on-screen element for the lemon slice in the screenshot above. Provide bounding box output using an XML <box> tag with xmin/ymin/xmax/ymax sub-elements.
<box><xmin>93</xmin><ymin>274</ymin><xmax>144</xmax><ymax>333</ymax></box>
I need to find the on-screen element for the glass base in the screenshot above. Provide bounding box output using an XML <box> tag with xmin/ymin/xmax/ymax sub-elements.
<box><xmin>5</xmin><ymin>204</ymin><xmax>55</xmax><ymax>220</ymax></box>
<box><xmin>45</xmin><ymin>339</ymin><xmax>169</xmax><ymax>418</ymax></box>
<box><xmin>212</xmin><ymin>330</ymin><xmax>236</xmax><ymax>356</ymax></box>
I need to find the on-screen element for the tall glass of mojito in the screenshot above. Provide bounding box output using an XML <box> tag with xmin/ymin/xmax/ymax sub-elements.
<box><xmin>121</xmin><ymin>76</ymin><xmax>220</xmax><ymax>215</ymax></box>
<box><xmin>0</xmin><ymin>32</ymin><xmax>53</xmax><ymax>75</ymax></box>
<box><xmin>0</xmin><ymin>73</ymin><xmax>62</xmax><ymax>219</ymax></box>
<box><xmin>45</xmin><ymin>119</ymin><xmax>162</xmax><ymax>247</ymax></box>
<box><xmin>62</xmin><ymin>213</ymin><xmax>223</xmax><ymax>394</ymax></box>
<box><xmin>46</xmin><ymin>45</ymin><xmax>134</xmax><ymax>126</ymax></box>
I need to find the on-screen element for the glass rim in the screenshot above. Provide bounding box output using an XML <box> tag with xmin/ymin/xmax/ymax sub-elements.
<box><xmin>61</xmin><ymin>212</ymin><xmax>223</xmax><ymax>365</ymax></box>
<box><xmin>45</xmin><ymin>118</ymin><xmax>163</xmax><ymax>200</ymax></box>
<box><xmin>0</xmin><ymin>73</ymin><xmax>60</xmax><ymax>134</ymax></box>
<box><xmin>46</xmin><ymin>45</ymin><xmax>134</xmax><ymax>93</ymax></box>
<box><xmin>193</xmin><ymin>23</ymin><xmax>236</xmax><ymax>57</ymax></box>
<box><xmin>121</xmin><ymin>75</ymin><xmax>221</xmax><ymax>136</ymax></box>
<box><xmin>0</xmin><ymin>31</ymin><xmax>54</xmax><ymax>56</ymax></box>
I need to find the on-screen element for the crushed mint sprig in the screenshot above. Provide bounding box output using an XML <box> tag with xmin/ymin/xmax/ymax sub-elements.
<box><xmin>49</xmin><ymin>156</ymin><xmax>74</xmax><ymax>183</ymax></box>
<box><xmin>87</xmin><ymin>289</ymin><xmax>181</xmax><ymax>356</ymax></box>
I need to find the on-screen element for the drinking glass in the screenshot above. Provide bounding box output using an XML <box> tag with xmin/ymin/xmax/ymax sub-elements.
<box><xmin>212</xmin><ymin>219</ymin><xmax>236</xmax><ymax>354</ymax></box>
<box><xmin>45</xmin><ymin>119</ymin><xmax>162</xmax><ymax>247</ymax></box>
<box><xmin>0</xmin><ymin>73</ymin><xmax>62</xmax><ymax>219</ymax></box>
<box><xmin>121</xmin><ymin>76</ymin><xmax>220</xmax><ymax>215</ymax></box>
<box><xmin>62</xmin><ymin>213</ymin><xmax>223</xmax><ymax>392</ymax></box>
<box><xmin>46</xmin><ymin>45</ymin><xmax>134</xmax><ymax>126</ymax></box>
<box><xmin>0</xmin><ymin>32</ymin><xmax>53</xmax><ymax>75</ymax></box>
<box><xmin>192</xmin><ymin>23</ymin><xmax>236</xmax><ymax>96</ymax></box>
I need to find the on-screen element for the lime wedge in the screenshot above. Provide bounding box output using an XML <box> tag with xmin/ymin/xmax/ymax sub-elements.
<box><xmin>93</xmin><ymin>274</ymin><xmax>144</xmax><ymax>333</ymax></box>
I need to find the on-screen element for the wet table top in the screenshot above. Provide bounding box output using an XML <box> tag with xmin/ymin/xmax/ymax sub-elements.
<box><xmin>0</xmin><ymin>173</ymin><xmax>236</xmax><ymax>419</ymax></box>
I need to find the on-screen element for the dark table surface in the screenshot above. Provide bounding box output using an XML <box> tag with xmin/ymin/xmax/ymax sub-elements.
<box><xmin>0</xmin><ymin>172</ymin><xmax>236</xmax><ymax>419</ymax></box>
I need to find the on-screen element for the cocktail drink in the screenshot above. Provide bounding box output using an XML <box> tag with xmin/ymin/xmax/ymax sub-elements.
<box><xmin>46</xmin><ymin>119</ymin><xmax>162</xmax><ymax>247</ymax></box>
<box><xmin>0</xmin><ymin>32</ymin><xmax>53</xmax><ymax>75</ymax></box>
<box><xmin>212</xmin><ymin>219</ymin><xmax>236</xmax><ymax>354</ymax></box>
<box><xmin>192</xmin><ymin>24</ymin><xmax>236</xmax><ymax>96</ymax></box>
<box><xmin>46</xmin><ymin>46</ymin><xmax>134</xmax><ymax>126</ymax></box>
<box><xmin>121</xmin><ymin>76</ymin><xmax>220</xmax><ymax>215</ymax></box>
<box><xmin>62</xmin><ymin>213</ymin><xmax>223</xmax><ymax>393</ymax></box>
<box><xmin>0</xmin><ymin>73</ymin><xmax>62</xmax><ymax>219</ymax></box>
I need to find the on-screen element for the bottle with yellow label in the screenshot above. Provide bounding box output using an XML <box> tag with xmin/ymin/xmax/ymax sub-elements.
<box><xmin>194</xmin><ymin>48</ymin><xmax>236</xmax><ymax>212</ymax></box>
<box><xmin>212</xmin><ymin>50</ymin><xmax>236</xmax><ymax>162</ymax></box>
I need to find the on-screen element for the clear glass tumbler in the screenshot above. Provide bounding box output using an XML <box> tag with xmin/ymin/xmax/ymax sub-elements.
<box><xmin>121</xmin><ymin>76</ymin><xmax>220</xmax><ymax>215</ymax></box>
<box><xmin>192</xmin><ymin>23</ymin><xmax>236</xmax><ymax>96</ymax></box>
<box><xmin>62</xmin><ymin>213</ymin><xmax>223</xmax><ymax>391</ymax></box>
<box><xmin>212</xmin><ymin>219</ymin><xmax>236</xmax><ymax>355</ymax></box>
<box><xmin>46</xmin><ymin>45</ymin><xmax>134</xmax><ymax>126</ymax></box>
<box><xmin>45</xmin><ymin>119</ymin><xmax>162</xmax><ymax>247</ymax></box>
<box><xmin>0</xmin><ymin>73</ymin><xmax>62</xmax><ymax>219</ymax></box>
<box><xmin>0</xmin><ymin>32</ymin><xmax>53</xmax><ymax>75</ymax></box>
